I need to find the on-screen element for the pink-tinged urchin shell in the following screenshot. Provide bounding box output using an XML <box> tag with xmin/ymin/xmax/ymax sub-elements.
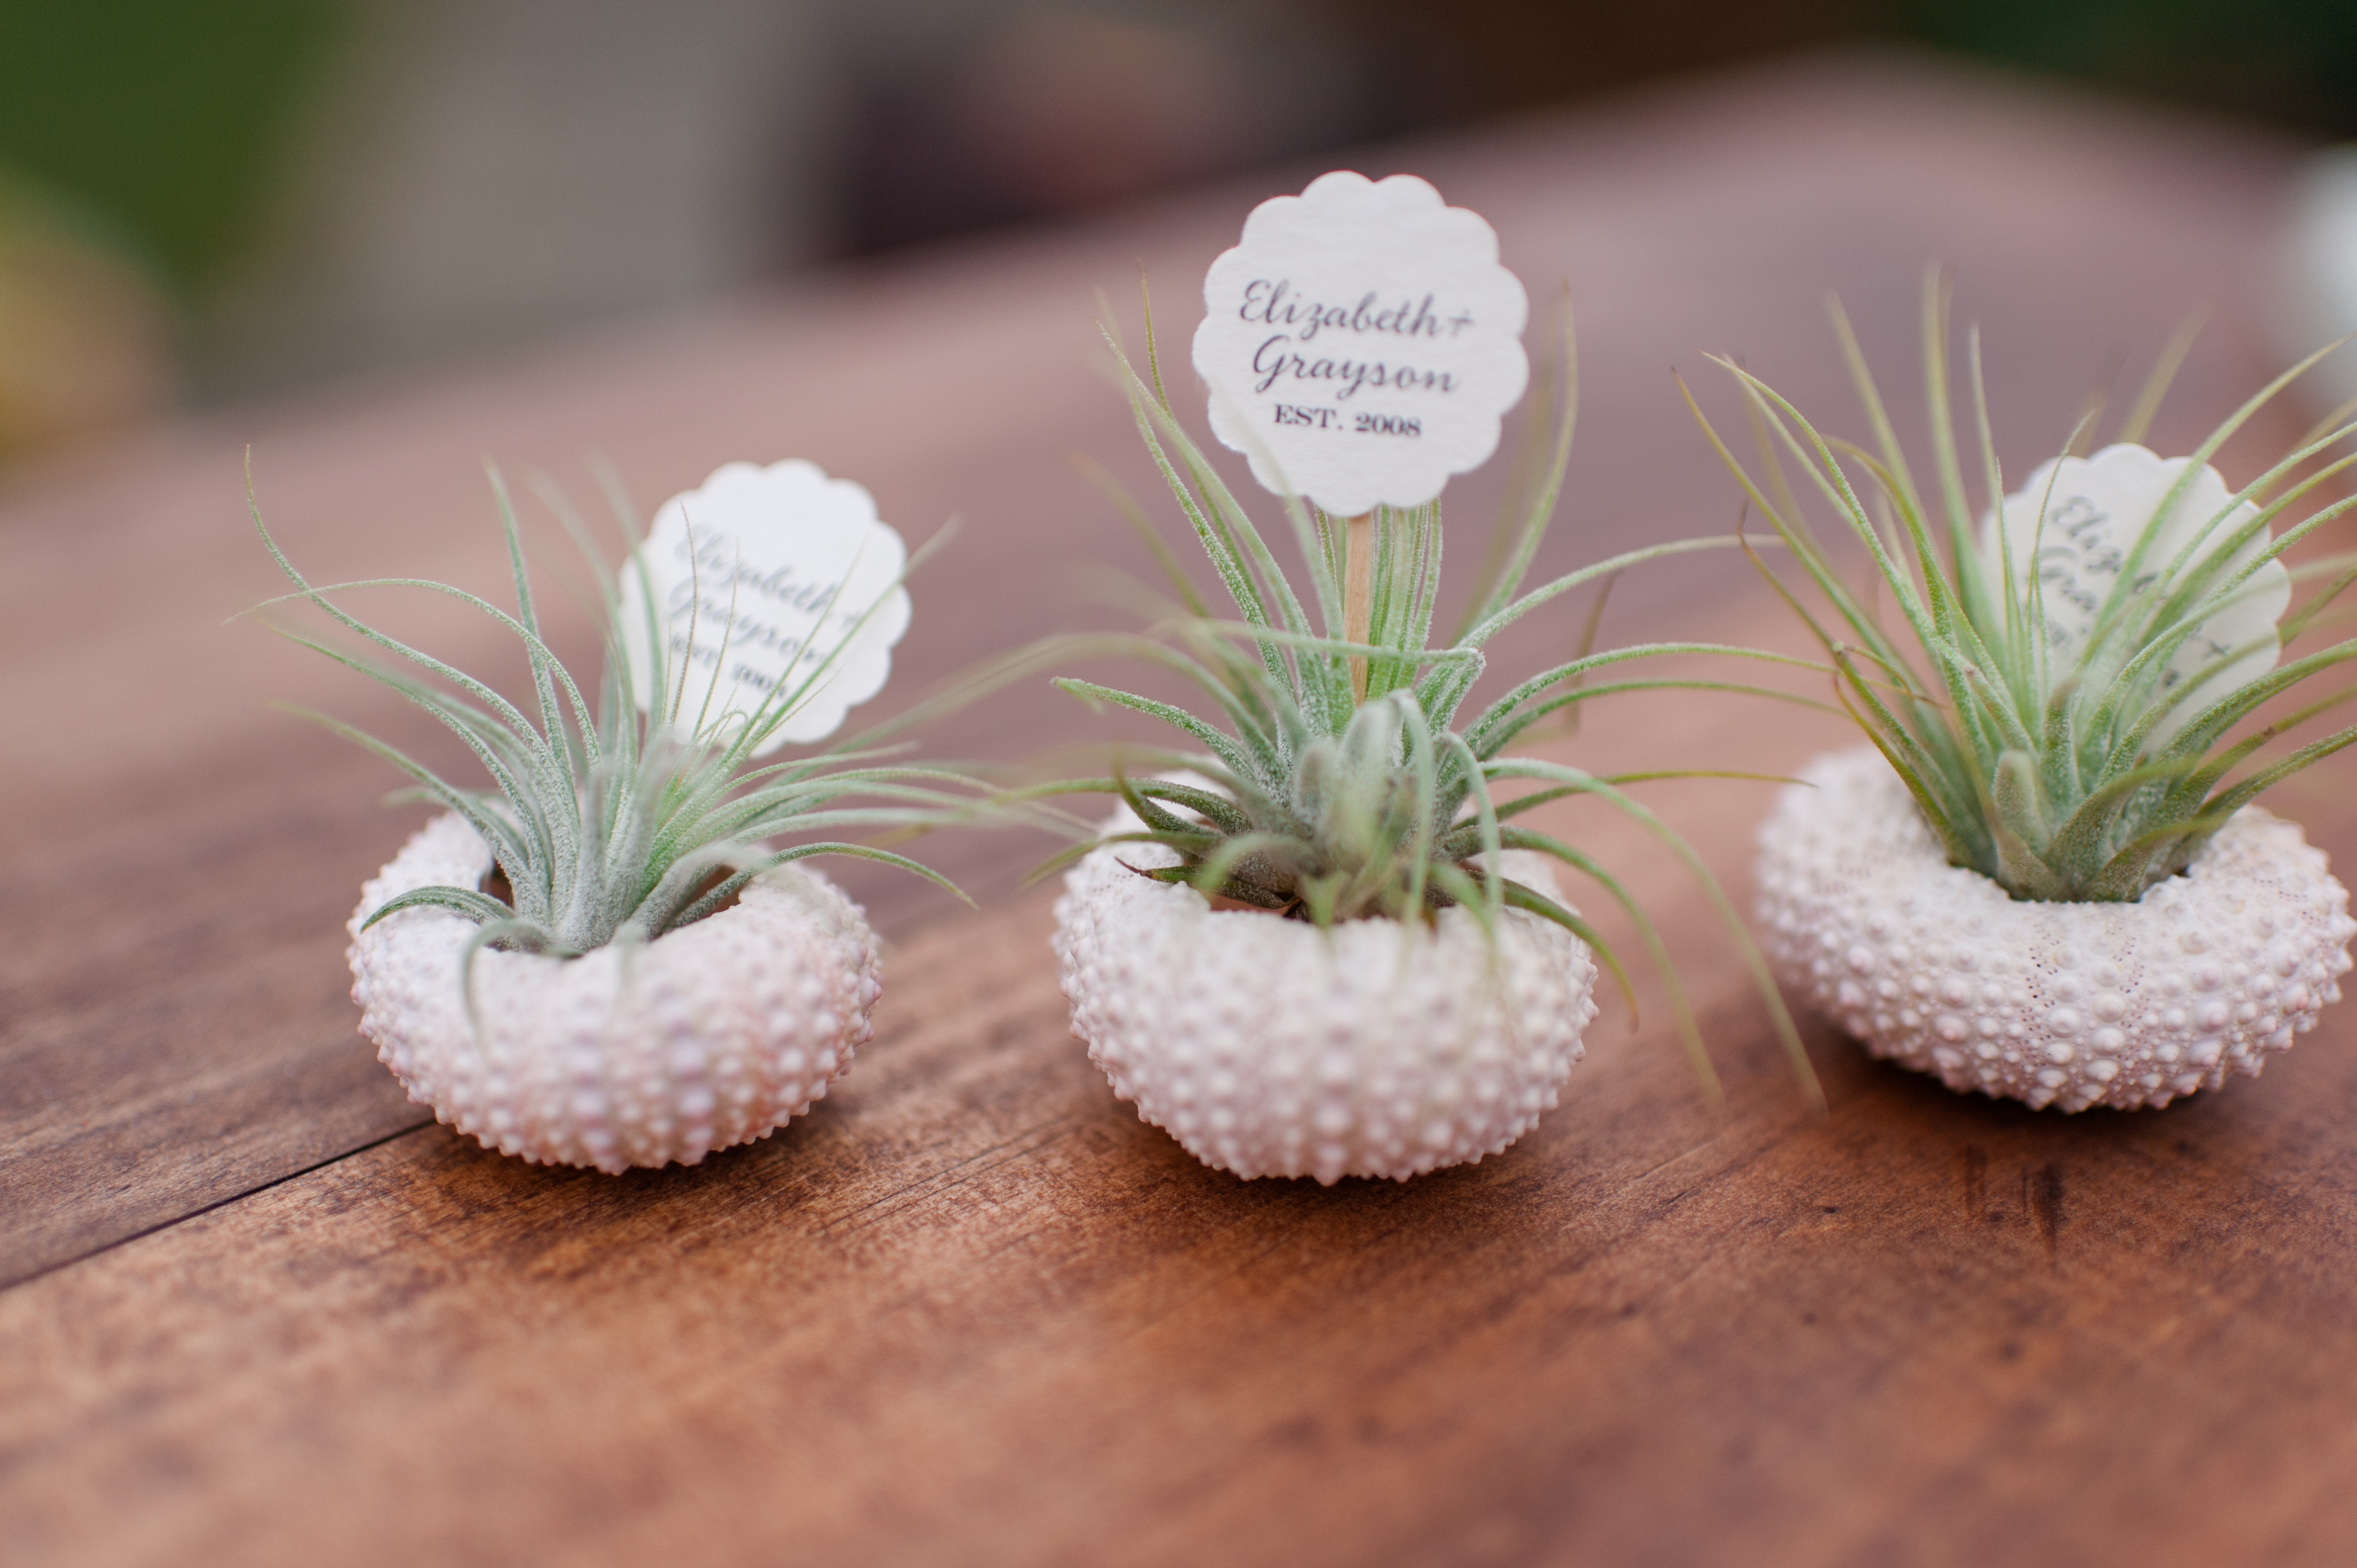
<box><xmin>348</xmin><ymin>812</ymin><xmax>882</xmax><ymax>1172</ymax></box>
<box><xmin>1757</xmin><ymin>746</ymin><xmax>2356</xmax><ymax>1112</ymax></box>
<box><xmin>1052</xmin><ymin>828</ymin><xmax>1599</xmax><ymax>1183</ymax></box>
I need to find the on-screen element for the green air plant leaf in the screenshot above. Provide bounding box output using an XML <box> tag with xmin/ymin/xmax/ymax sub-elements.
<box><xmin>1021</xmin><ymin>300</ymin><xmax>1829</xmax><ymax>1109</ymax></box>
<box><xmin>247</xmin><ymin>455</ymin><xmax>994</xmax><ymax>981</ymax></box>
<box><xmin>1687</xmin><ymin>269</ymin><xmax>2357</xmax><ymax>902</ymax></box>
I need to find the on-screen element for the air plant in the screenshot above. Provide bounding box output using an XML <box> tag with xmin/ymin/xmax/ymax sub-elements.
<box><xmin>1692</xmin><ymin>276</ymin><xmax>2357</xmax><ymax>902</ymax></box>
<box><xmin>1041</xmin><ymin>303</ymin><xmax>1824</xmax><ymax>1182</ymax></box>
<box><xmin>254</xmin><ymin>465</ymin><xmax>974</xmax><ymax>961</ymax></box>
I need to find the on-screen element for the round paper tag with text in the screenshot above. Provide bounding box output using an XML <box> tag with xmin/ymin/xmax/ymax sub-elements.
<box><xmin>617</xmin><ymin>460</ymin><xmax>911</xmax><ymax>756</ymax></box>
<box><xmin>1982</xmin><ymin>443</ymin><xmax>2290</xmax><ymax>746</ymax></box>
<box><xmin>1191</xmin><ymin>171</ymin><xmax>1530</xmax><ymax>515</ymax></box>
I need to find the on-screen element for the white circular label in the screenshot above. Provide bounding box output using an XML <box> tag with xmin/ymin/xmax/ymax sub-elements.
<box><xmin>1983</xmin><ymin>443</ymin><xmax>2290</xmax><ymax>745</ymax></box>
<box><xmin>1191</xmin><ymin>171</ymin><xmax>1530</xmax><ymax>515</ymax></box>
<box><xmin>617</xmin><ymin>459</ymin><xmax>911</xmax><ymax>756</ymax></box>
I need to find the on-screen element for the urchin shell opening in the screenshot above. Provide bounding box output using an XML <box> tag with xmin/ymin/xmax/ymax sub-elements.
<box><xmin>1757</xmin><ymin>747</ymin><xmax>2355</xmax><ymax>1112</ymax></box>
<box><xmin>1993</xmin><ymin>864</ymin><xmax>2190</xmax><ymax>905</ymax></box>
<box><xmin>1134</xmin><ymin>859</ymin><xmax>1493</xmax><ymax>925</ymax></box>
<box><xmin>470</xmin><ymin>860</ymin><xmax>744</xmax><ymax>956</ymax></box>
<box><xmin>1200</xmin><ymin>886</ymin><xmax>1286</xmax><ymax>916</ymax></box>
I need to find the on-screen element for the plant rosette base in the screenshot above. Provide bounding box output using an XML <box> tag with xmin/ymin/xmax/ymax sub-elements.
<box><xmin>1757</xmin><ymin>747</ymin><xmax>2356</xmax><ymax>1112</ymax></box>
<box><xmin>349</xmin><ymin>813</ymin><xmax>882</xmax><ymax>1172</ymax></box>
<box><xmin>1052</xmin><ymin>819</ymin><xmax>1601</xmax><ymax>1184</ymax></box>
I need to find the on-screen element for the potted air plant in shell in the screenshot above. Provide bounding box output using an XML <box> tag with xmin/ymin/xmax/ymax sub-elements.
<box><xmin>1036</xmin><ymin>295</ymin><xmax>1823</xmax><ymax>1185</ymax></box>
<box><xmin>253</xmin><ymin>458</ymin><xmax>984</xmax><ymax>1172</ymax></box>
<box><xmin>1043</xmin><ymin>171</ymin><xmax>1823</xmax><ymax>1186</ymax></box>
<box><xmin>1691</xmin><ymin>276</ymin><xmax>2357</xmax><ymax>1112</ymax></box>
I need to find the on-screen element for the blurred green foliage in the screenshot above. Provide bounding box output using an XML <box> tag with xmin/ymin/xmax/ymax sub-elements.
<box><xmin>1325</xmin><ymin>0</ymin><xmax>2357</xmax><ymax>148</ymax></box>
<box><xmin>0</xmin><ymin>0</ymin><xmax>341</xmax><ymax>294</ymax></box>
<box><xmin>1906</xmin><ymin>0</ymin><xmax>2357</xmax><ymax>133</ymax></box>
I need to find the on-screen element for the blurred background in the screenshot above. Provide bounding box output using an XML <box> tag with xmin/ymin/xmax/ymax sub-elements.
<box><xmin>2</xmin><ymin>0</ymin><xmax>2353</xmax><ymax>464</ymax></box>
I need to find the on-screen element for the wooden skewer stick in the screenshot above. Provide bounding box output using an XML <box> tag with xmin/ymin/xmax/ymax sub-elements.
<box><xmin>1344</xmin><ymin>510</ymin><xmax>1375</xmax><ymax>703</ymax></box>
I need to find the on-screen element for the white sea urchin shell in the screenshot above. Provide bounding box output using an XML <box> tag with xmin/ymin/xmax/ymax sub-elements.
<box><xmin>1052</xmin><ymin>831</ymin><xmax>1599</xmax><ymax>1183</ymax></box>
<box><xmin>348</xmin><ymin>812</ymin><xmax>882</xmax><ymax>1172</ymax></box>
<box><xmin>1757</xmin><ymin>747</ymin><xmax>2355</xmax><ymax>1111</ymax></box>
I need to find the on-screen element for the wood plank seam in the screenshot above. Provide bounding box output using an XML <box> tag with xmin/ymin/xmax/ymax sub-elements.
<box><xmin>0</xmin><ymin>1113</ymin><xmax>433</xmax><ymax>1294</ymax></box>
<box><xmin>815</xmin><ymin>1113</ymin><xmax>1087</xmax><ymax>1238</ymax></box>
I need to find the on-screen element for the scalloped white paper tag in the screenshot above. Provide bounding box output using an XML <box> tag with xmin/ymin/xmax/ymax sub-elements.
<box><xmin>617</xmin><ymin>460</ymin><xmax>911</xmax><ymax>756</ymax></box>
<box><xmin>1191</xmin><ymin>171</ymin><xmax>1530</xmax><ymax>515</ymax></box>
<box><xmin>1982</xmin><ymin>443</ymin><xmax>2290</xmax><ymax>744</ymax></box>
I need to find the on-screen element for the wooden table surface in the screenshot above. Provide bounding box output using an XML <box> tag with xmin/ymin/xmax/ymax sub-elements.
<box><xmin>7</xmin><ymin>50</ymin><xmax>2354</xmax><ymax>1567</ymax></box>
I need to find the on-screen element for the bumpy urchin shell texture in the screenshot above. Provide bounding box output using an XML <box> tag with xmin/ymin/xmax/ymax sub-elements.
<box><xmin>1758</xmin><ymin>747</ymin><xmax>2355</xmax><ymax>1111</ymax></box>
<box><xmin>1053</xmin><ymin>828</ymin><xmax>1599</xmax><ymax>1183</ymax></box>
<box><xmin>349</xmin><ymin>812</ymin><xmax>882</xmax><ymax>1172</ymax></box>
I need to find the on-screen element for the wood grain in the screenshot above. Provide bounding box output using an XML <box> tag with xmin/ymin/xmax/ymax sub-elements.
<box><xmin>8</xmin><ymin>618</ymin><xmax>2357</xmax><ymax>1568</ymax></box>
<box><xmin>6</xmin><ymin>48</ymin><xmax>2355</xmax><ymax>1566</ymax></box>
